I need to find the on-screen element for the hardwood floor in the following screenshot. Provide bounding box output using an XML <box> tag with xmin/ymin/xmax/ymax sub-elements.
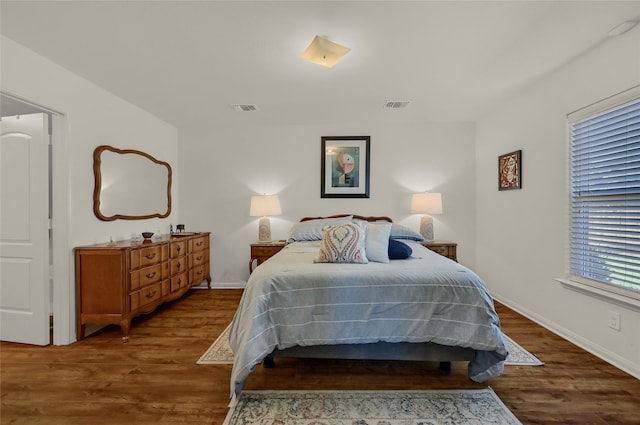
<box><xmin>1</xmin><ymin>289</ymin><xmax>639</xmax><ymax>424</ymax></box>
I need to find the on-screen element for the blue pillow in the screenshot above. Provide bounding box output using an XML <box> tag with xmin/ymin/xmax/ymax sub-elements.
<box><xmin>388</xmin><ymin>223</ymin><xmax>424</xmax><ymax>241</ymax></box>
<box><xmin>388</xmin><ymin>238</ymin><xmax>412</xmax><ymax>259</ymax></box>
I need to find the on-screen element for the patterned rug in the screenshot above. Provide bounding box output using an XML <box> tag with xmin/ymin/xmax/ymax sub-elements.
<box><xmin>196</xmin><ymin>324</ymin><xmax>233</xmax><ymax>364</ymax></box>
<box><xmin>224</xmin><ymin>389</ymin><xmax>522</xmax><ymax>425</ymax></box>
<box><xmin>198</xmin><ymin>324</ymin><xmax>543</xmax><ymax>366</ymax></box>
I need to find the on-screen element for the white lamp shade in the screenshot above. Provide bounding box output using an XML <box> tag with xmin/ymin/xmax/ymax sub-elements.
<box><xmin>301</xmin><ymin>35</ymin><xmax>351</xmax><ymax>68</ymax></box>
<box><xmin>250</xmin><ymin>195</ymin><xmax>282</xmax><ymax>217</ymax></box>
<box><xmin>411</xmin><ymin>193</ymin><xmax>443</xmax><ymax>214</ymax></box>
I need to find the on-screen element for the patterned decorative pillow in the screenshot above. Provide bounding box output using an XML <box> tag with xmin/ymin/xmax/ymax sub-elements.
<box><xmin>316</xmin><ymin>222</ymin><xmax>368</xmax><ymax>264</ymax></box>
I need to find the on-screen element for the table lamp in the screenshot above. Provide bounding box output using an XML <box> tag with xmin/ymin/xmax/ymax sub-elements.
<box><xmin>250</xmin><ymin>195</ymin><xmax>282</xmax><ymax>241</ymax></box>
<box><xmin>411</xmin><ymin>192</ymin><xmax>443</xmax><ymax>242</ymax></box>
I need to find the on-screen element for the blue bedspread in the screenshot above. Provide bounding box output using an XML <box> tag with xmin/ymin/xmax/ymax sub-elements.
<box><xmin>229</xmin><ymin>240</ymin><xmax>507</xmax><ymax>398</ymax></box>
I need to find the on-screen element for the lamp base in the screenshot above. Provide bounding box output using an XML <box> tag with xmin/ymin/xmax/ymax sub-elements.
<box><xmin>420</xmin><ymin>215</ymin><xmax>434</xmax><ymax>243</ymax></box>
<box><xmin>258</xmin><ymin>217</ymin><xmax>272</xmax><ymax>242</ymax></box>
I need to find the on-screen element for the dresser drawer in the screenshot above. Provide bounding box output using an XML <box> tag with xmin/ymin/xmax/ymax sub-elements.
<box><xmin>189</xmin><ymin>251</ymin><xmax>207</xmax><ymax>268</ymax></box>
<box><xmin>188</xmin><ymin>236</ymin><xmax>208</xmax><ymax>253</ymax></box>
<box><xmin>170</xmin><ymin>257</ymin><xmax>187</xmax><ymax>275</ymax></box>
<box><xmin>130</xmin><ymin>263</ymin><xmax>164</xmax><ymax>291</ymax></box>
<box><xmin>422</xmin><ymin>241</ymin><xmax>457</xmax><ymax>262</ymax></box>
<box><xmin>170</xmin><ymin>240</ymin><xmax>186</xmax><ymax>258</ymax></box>
<box><xmin>251</xmin><ymin>246</ymin><xmax>283</xmax><ymax>257</ymax></box>
<box><xmin>130</xmin><ymin>282</ymin><xmax>162</xmax><ymax>310</ymax></box>
<box><xmin>431</xmin><ymin>245</ymin><xmax>451</xmax><ymax>257</ymax></box>
<box><xmin>189</xmin><ymin>264</ymin><xmax>207</xmax><ymax>286</ymax></box>
<box><xmin>130</xmin><ymin>245</ymin><xmax>164</xmax><ymax>269</ymax></box>
<box><xmin>170</xmin><ymin>272</ymin><xmax>189</xmax><ymax>292</ymax></box>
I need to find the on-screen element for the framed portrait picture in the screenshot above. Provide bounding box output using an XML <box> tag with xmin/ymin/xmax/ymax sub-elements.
<box><xmin>498</xmin><ymin>150</ymin><xmax>522</xmax><ymax>191</ymax></box>
<box><xmin>321</xmin><ymin>136</ymin><xmax>370</xmax><ymax>198</ymax></box>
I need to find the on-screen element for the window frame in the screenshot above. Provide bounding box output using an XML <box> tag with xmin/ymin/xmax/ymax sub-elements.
<box><xmin>561</xmin><ymin>85</ymin><xmax>640</xmax><ymax>308</ymax></box>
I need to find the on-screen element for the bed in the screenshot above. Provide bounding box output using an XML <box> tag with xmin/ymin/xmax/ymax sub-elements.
<box><xmin>229</xmin><ymin>215</ymin><xmax>508</xmax><ymax>398</ymax></box>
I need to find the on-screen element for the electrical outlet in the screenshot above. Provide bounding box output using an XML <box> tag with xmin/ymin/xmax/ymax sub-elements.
<box><xmin>608</xmin><ymin>310</ymin><xmax>621</xmax><ymax>331</ymax></box>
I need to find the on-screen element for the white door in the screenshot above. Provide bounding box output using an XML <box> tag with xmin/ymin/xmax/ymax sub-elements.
<box><xmin>0</xmin><ymin>113</ymin><xmax>50</xmax><ymax>345</ymax></box>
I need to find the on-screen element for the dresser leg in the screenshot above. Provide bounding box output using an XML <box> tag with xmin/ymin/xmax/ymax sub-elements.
<box><xmin>120</xmin><ymin>319</ymin><xmax>131</xmax><ymax>343</ymax></box>
<box><xmin>77</xmin><ymin>323</ymin><xmax>86</xmax><ymax>341</ymax></box>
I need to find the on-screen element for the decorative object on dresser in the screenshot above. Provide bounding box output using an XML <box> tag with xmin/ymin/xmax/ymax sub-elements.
<box><xmin>249</xmin><ymin>240</ymin><xmax>286</xmax><ymax>273</ymax></box>
<box><xmin>421</xmin><ymin>240</ymin><xmax>457</xmax><ymax>262</ymax></box>
<box><xmin>249</xmin><ymin>195</ymin><xmax>282</xmax><ymax>241</ymax></box>
<box><xmin>75</xmin><ymin>232</ymin><xmax>211</xmax><ymax>342</ymax></box>
<box><xmin>321</xmin><ymin>136</ymin><xmax>370</xmax><ymax>198</ymax></box>
<box><xmin>410</xmin><ymin>192</ymin><xmax>443</xmax><ymax>242</ymax></box>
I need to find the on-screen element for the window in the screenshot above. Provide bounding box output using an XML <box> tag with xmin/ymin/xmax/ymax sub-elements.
<box><xmin>569</xmin><ymin>88</ymin><xmax>640</xmax><ymax>296</ymax></box>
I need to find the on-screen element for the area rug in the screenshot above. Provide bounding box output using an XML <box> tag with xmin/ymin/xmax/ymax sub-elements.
<box><xmin>198</xmin><ymin>324</ymin><xmax>543</xmax><ymax>366</ymax></box>
<box><xmin>223</xmin><ymin>388</ymin><xmax>522</xmax><ymax>425</ymax></box>
<box><xmin>196</xmin><ymin>324</ymin><xmax>233</xmax><ymax>364</ymax></box>
<box><xmin>502</xmin><ymin>334</ymin><xmax>544</xmax><ymax>366</ymax></box>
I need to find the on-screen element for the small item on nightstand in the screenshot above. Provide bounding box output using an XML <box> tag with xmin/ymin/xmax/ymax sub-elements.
<box><xmin>141</xmin><ymin>232</ymin><xmax>154</xmax><ymax>239</ymax></box>
<box><xmin>176</xmin><ymin>224</ymin><xmax>185</xmax><ymax>233</ymax></box>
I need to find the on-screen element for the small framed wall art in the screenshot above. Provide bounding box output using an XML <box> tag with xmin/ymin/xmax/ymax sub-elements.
<box><xmin>321</xmin><ymin>136</ymin><xmax>370</xmax><ymax>198</ymax></box>
<box><xmin>498</xmin><ymin>150</ymin><xmax>522</xmax><ymax>191</ymax></box>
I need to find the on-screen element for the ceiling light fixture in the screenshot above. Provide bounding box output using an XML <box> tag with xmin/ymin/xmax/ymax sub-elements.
<box><xmin>607</xmin><ymin>20</ymin><xmax>638</xmax><ymax>37</ymax></box>
<box><xmin>301</xmin><ymin>35</ymin><xmax>351</xmax><ymax>68</ymax></box>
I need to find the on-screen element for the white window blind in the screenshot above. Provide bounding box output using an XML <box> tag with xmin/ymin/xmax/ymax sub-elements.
<box><xmin>569</xmin><ymin>95</ymin><xmax>640</xmax><ymax>293</ymax></box>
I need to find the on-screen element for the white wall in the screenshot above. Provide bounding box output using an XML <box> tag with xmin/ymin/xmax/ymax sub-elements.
<box><xmin>179</xmin><ymin>122</ymin><xmax>477</xmax><ymax>285</ymax></box>
<box><xmin>475</xmin><ymin>30</ymin><xmax>640</xmax><ymax>377</ymax></box>
<box><xmin>1</xmin><ymin>36</ymin><xmax>179</xmax><ymax>344</ymax></box>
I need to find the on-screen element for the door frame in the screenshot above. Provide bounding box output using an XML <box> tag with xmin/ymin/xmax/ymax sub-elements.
<box><xmin>50</xmin><ymin>112</ymin><xmax>71</xmax><ymax>345</ymax></box>
<box><xmin>1</xmin><ymin>92</ymin><xmax>72</xmax><ymax>345</ymax></box>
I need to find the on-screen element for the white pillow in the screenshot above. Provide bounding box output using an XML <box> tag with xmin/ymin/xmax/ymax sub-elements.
<box><xmin>365</xmin><ymin>222</ymin><xmax>392</xmax><ymax>263</ymax></box>
<box><xmin>315</xmin><ymin>222</ymin><xmax>368</xmax><ymax>264</ymax></box>
<box><xmin>287</xmin><ymin>216</ymin><xmax>353</xmax><ymax>243</ymax></box>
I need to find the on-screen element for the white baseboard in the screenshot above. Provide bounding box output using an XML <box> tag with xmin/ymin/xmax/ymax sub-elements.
<box><xmin>493</xmin><ymin>294</ymin><xmax>640</xmax><ymax>380</ymax></box>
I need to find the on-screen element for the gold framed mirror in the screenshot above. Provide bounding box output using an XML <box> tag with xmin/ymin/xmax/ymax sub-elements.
<box><xmin>93</xmin><ymin>145</ymin><xmax>172</xmax><ymax>221</ymax></box>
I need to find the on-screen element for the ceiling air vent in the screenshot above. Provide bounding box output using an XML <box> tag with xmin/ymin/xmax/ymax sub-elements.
<box><xmin>384</xmin><ymin>101</ymin><xmax>411</xmax><ymax>109</ymax></box>
<box><xmin>231</xmin><ymin>104</ymin><xmax>259</xmax><ymax>112</ymax></box>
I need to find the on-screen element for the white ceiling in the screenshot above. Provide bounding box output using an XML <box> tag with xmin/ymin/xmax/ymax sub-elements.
<box><xmin>2</xmin><ymin>1</ymin><xmax>640</xmax><ymax>129</ymax></box>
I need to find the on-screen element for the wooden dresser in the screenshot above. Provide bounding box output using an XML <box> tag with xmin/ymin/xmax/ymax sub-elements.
<box><xmin>75</xmin><ymin>232</ymin><xmax>211</xmax><ymax>341</ymax></box>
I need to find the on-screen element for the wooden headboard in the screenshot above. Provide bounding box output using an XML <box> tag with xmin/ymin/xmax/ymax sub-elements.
<box><xmin>300</xmin><ymin>214</ymin><xmax>393</xmax><ymax>223</ymax></box>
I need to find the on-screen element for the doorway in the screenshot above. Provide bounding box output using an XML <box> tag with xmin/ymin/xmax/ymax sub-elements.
<box><xmin>0</xmin><ymin>93</ymin><xmax>69</xmax><ymax>345</ymax></box>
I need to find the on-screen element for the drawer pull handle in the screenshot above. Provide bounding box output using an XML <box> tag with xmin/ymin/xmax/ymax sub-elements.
<box><xmin>145</xmin><ymin>272</ymin><xmax>157</xmax><ymax>279</ymax></box>
<box><xmin>146</xmin><ymin>290</ymin><xmax>157</xmax><ymax>299</ymax></box>
<box><xmin>196</xmin><ymin>241</ymin><xmax>203</xmax><ymax>247</ymax></box>
<box><xmin>197</xmin><ymin>270</ymin><xmax>203</xmax><ymax>276</ymax></box>
<box><xmin>145</xmin><ymin>253</ymin><xmax>157</xmax><ymax>260</ymax></box>
<box><xmin>196</xmin><ymin>256</ymin><xmax>203</xmax><ymax>261</ymax></box>
<box><xmin>177</xmin><ymin>278</ymin><xmax>182</xmax><ymax>286</ymax></box>
<box><xmin>177</xmin><ymin>262</ymin><xmax>182</xmax><ymax>269</ymax></box>
<box><xmin>177</xmin><ymin>246</ymin><xmax>181</xmax><ymax>253</ymax></box>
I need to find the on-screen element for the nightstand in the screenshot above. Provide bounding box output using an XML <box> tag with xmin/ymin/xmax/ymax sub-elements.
<box><xmin>249</xmin><ymin>240</ymin><xmax>286</xmax><ymax>273</ymax></box>
<box><xmin>421</xmin><ymin>240</ymin><xmax>457</xmax><ymax>262</ymax></box>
